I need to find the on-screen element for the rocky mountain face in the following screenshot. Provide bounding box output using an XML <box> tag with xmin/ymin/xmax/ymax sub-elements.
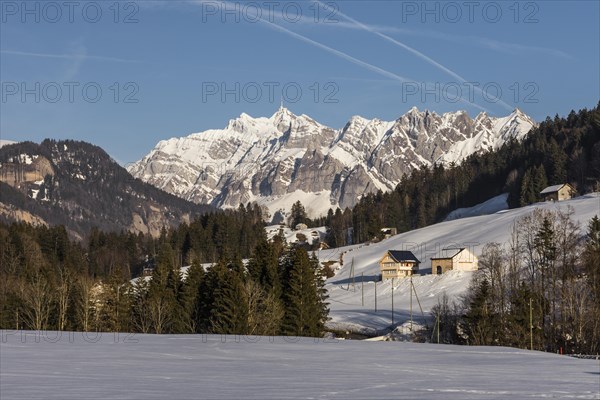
<box><xmin>129</xmin><ymin>107</ymin><xmax>535</xmax><ymax>218</ymax></box>
<box><xmin>0</xmin><ymin>140</ymin><xmax>212</xmax><ymax>239</ymax></box>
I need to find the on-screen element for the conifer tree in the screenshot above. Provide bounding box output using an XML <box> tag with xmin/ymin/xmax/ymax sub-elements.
<box><xmin>280</xmin><ymin>247</ymin><xmax>328</xmax><ymax>337</ymax></box>
<box><xmin>506</xmin><ymin>282</ymin><xmax>539</xmax><ymax>349</ymax></box>
<box><xmin>519</xmin><ymin>168</ymin><xmax>537</xmax><ymax>206</ymax></box>
<box><xmin>534</xmin><ymin>217</ymin><xmax>556</xmax><ymax>291</ymax></box>
<box><xmin>247</xmin><ymin>240</ymin><xmax>281</xmax><ymax>298</ymax></box>
<box><xmin>166</xmin><ymin>266</ymin><xmax>188</xmax><ymax>333</ymax></box>
<box><xmin>461</xmin><ymin>279</ymin><xmax>495</xmax><ymax>345</ymax></box>
<box><xmin>180</xmin><ymin>261</ymin><xmax>206</xmax><ymax>332</ymax></box>
<box><xmin>207</xmin><ymin>259</ymin><xmax>248</xmax><ymax>334</ymax></box>
<box><xmin>290</xmin><ymin>201</ymin><xmax>308</xmax><ymax>228</ymax></box>
<box><xmin>533</xmin><ymin>165</ymin><xmax>548</xmax><ymax>197</ymax></box>
<box><xmin>146</xmin><ymin>243</ymin><xmax>178</xmax><ymax>333</ymax></box>
<box><xmin>548</xmin><ymin>139</ymin><xmax>567</xmax><ymax>184</ymax></box>
<box><xmin>310</xmin><ymin>252</ymin><xmax>329</xmax><ymax>332</ymax></box>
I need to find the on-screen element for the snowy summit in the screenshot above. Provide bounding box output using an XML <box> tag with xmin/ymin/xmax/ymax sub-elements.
<box><xmin>128</xmin><ymin>108</ymin><xmax>535</xmax><ymax>218</ymax></box>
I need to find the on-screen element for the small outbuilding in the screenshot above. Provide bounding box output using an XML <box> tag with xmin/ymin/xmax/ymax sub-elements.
<box><xmin>540</xmin><ymin>183</ymin><xmax>575</xmax><ymax>202</ymax></box>
<box><xmin>379</xmin><ymin>250</ymin><xmax>420</xmax><ymax>279</ymax></box>
<box><xmin>295</xmin><ymin>223</ymin><xmax>308</xmax><ymax>230</ymax></box>
<box><xmin>380</xmin><ymin>227</ymin><xmax>398</xmax><ymax>239</ymax></box>
<box><xmin>430</xmin><ymin>248</ymin><xmax>478</xmax><ymax>275</ymax></box>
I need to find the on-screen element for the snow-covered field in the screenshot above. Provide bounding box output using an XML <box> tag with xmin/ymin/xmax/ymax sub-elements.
<box><xmin>322</xmin><ymin>194</ymin><xmax>600</xmax><ymax>334</ymax></box>
<box><xmin>1</xmin><ymin>331</ymin><xmax>598</xmax><ymax>400</ymax></box>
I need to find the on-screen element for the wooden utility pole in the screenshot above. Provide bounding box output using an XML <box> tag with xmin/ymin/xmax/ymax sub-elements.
<box><xmin>374</xmin><ymin>279</ymin><xmax>377</xmax><ymax>312</ymax></box>
<box><xmin>391</xmin><ymin>278</ymin><xmax>394</xmax><ymax>326</ymax></box>
<box><xmin>361</xmin><ymin>273</ymin><xmax>364</xmax><ymax>306</ymax></box>
<box><xmin>351</xmin><ymin>257</ymin><xmax>355</xmax><ymax>292</ymax></box>
<box><xmin>530</xmin><ymin>298</ymin><xmax>534</xmax><ymax>351</ymax></box>
<box><xmin>437</xmin><ymin>313</ymin><xmax>440</xmax><ymax>344</ymax></box>
<box><xmin>410</xmin><ymin>274</ymin><xmax>413</xmax><ymax>332</ymax></box>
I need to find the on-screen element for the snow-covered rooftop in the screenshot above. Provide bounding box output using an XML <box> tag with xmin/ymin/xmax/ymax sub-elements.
<box><xmin>540</xmin><ymin>184</ymin><xmax>569</xmax><ymax>194</ymax></box>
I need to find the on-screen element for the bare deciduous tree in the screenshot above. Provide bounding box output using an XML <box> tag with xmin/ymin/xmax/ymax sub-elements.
<box><xmin>75</xmin><ymin>274</ymin><xmax>98</xmax><ymax>332</ymax></box>
<box><xmin>55</xmin><ymin>265</ymin><xmax>72</xmax><ymax>331</ymax></box>
<box><xmin>244</xmin><ymin>280</ymin><xmax>284</xmax><ymax>336</ymax></box>
<box><xmin>19</xmin><ymin>269</ymin><xmax>53</xmax><ymax>331</ymax></box>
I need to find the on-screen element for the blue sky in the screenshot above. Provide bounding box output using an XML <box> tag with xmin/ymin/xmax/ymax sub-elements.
<box><xmin>1</xmin><ymin>0</ymin><xmax>599</xmax><ymax>164</ymax></box>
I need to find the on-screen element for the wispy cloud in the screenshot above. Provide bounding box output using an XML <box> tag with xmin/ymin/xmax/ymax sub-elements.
<box><xmin>1</xmin><ymin>50</ymin><xmax>138</xmax><ymax>63</ymax></box>
<box><xmin>475</xmin><ymin>37</ymin><xmax>572</xmax><ymax>59</ymax></box>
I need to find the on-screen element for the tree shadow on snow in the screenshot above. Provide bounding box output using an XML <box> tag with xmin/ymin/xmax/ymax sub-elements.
<box><xmin>329</xmin><ymin>275</ymin><xmax>381</xmax><ymax>285</ymax></box>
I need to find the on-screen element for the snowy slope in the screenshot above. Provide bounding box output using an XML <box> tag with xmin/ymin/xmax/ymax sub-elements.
<box><xmin>2</xmin><ymin>331</ymin><xmax>598</xmax><ymax>400</ymax></box>
<box><xmin>129</xmin><ymin>107</ymin><xmax>535</xmax><ymax>218</ymax></box>
<box><xmin>440</xmin><ymin>109</ymin><xmax>533</xmax><ymax>164</ymax></box>
<box><xmin>444</xmin><ymin>193</ymin><xmax>509</xmax><ymax>221</ymax></box>
<box><xmin>0</xmin><ymin>139</ymin><xmax>17</xmax><ymax>148</ymax></box>
<box><xmin>321</xmin><ymin>194</ymin><xmax>600</xmax><ymax>334</ymax></box>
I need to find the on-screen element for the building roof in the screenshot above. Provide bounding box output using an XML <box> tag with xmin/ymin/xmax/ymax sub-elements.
<box><xmin>540</xmin><ymin>184</ymin><xmax>571</xmax><ymax>194</ymax></box>
<box><xmin>386</xmin><ymin>250</ymin><xmax>420</xmax><ymax>263</ymax></box>
<box><xmin>431</xmin><ymin>248</ymin><xmax>465</xmax><ymax>260</ymax></box>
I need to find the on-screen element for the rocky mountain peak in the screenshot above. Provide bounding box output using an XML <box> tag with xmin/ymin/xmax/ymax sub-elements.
<box><xmin>129</xmin><ymin>108</ymin><xmax>536</xmax><ymax>219</ymax></box>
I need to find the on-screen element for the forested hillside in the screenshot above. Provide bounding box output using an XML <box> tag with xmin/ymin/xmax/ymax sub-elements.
<box><xmin>0</xmin><ymin>140</ymin><xmax>213</xmax><ymax>238</ymax></box>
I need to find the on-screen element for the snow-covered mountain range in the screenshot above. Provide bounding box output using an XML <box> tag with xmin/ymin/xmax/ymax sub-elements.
<box><xmin>128</xmin><ymin>107</ymin><xmax>535</xmax><ymax>218</ymax></box>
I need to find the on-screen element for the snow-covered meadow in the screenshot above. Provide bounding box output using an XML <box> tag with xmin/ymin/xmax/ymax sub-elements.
<box><xmin>1</xmin><ymin>331</ymin><xmax>598</xmax><ymax>400</ymax></box>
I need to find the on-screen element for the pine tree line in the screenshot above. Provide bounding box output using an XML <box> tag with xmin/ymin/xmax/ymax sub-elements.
<box><xmin>0</xmin><ymin>220</ymin><xmax>329</xmax><ymax>337</ymax></box>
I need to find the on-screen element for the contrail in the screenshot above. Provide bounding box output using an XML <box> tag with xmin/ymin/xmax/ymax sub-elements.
<box><xmin>258</xmin><ymin>18</ymin><xmax>413</xmax><ymax>84</ymax></box>
<box><xmin>0</xmin><ymin>50</ymin><xmax>137</xmax><ymax>63</ymax></box>
<box><xmin>260</xmin><ymin>17</ymin><xmax>488</xmax><ymax>112</ymax></box>
<box><xmin>314</xmin><ymin>0</ymin><xmax>512</xmax><ymax>111</ymax></box>
<box><xmin>191</xmin><ymin>0</ymin><xmax>488</xmax><ymax>112</ymax></box>
<box><xmin>191</xmin><ymin>0</ymin><xmax>413</xmax><ymax>82</ymax></box>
